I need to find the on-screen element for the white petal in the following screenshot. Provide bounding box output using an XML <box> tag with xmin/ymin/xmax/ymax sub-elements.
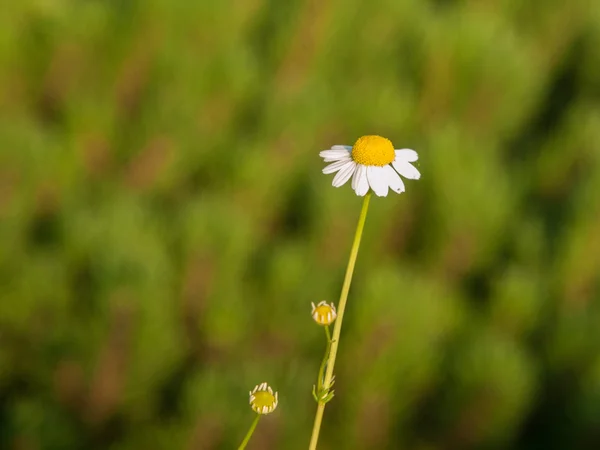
<box><xmin>323</xmin><ymin>156</ymin><xmax>347</xmax><ymax>162</ymax></box>
<box><xmin>331</xmin><ymin>145</ymin><xmax>352</xmax><ymax>150</ymax></box>
<box><xmin>353</xmin><ymin>165</ymin><xmax>369</xmax><ymax>196</ymax></box>
<box><xmin>392</xmin><ymin>160</ymin><xmax>421</xmax><ymax>180</ymax></box>
<box><xmin>319</xmin><ymin>149</ymin><xmax>351</xmax><ymax>161</ymax></box>
<box><xmin>351</xmin><ymin>163</ymin><xmax>359</xmax><ymax>190</ymax></box>
<box><xmin>394</xmin><ymin>149</ymin><xmax>418</xmax><ymax>162</ymax></box>
<box><xmin>332</xmin><ymin>161</ymin><xmax>356</xmax><ymax>187</ymax></box>
<box><xmin>323</xmin><ymin>157</ymin><xmax>351</xmax><ymax>174</ymax></box>
<box><xmin>383</xmin><ymin>165</ymin><xmax>405</xmax><ymax>193</ymax></box>
<box><xmin>367</xmin><ymin>166</ymin><xmax>389</xmax><ymax>197</ymax></box>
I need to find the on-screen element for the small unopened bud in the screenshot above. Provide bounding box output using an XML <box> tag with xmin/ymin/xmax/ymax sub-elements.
<box><xmin>311</xmin><ymin>301</ymin><xmax>337</xmax><ymax>326</ymax></box>
<box><xmin>249</xmin><ymin>382</ymin><xmax>278</xmax><ymax>415</ymax></box>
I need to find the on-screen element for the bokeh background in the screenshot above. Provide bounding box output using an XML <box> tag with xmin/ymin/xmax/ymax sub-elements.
<box><xmin>1</xmin><ymin>0</ymin><xmax>600</xmax><ymax>449</ymax></box>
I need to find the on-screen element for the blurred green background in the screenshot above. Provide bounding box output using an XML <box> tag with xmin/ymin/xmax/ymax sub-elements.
<box><xmin>1</xmin><ymin>0</ymin><xmax>600</xmax><ymax>449</ymax></box>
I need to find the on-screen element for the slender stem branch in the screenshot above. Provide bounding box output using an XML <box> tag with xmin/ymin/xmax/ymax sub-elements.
<box><xmin>317</xmin><ymin>326</ymin><xmax>332</xmax><ymax>391</ymax></box>
<box><xmin>238</xmin><ymin>415</ymin><xmax>261</xmax><ymax>450</ymax></box>
<box><xmin>308</xmin><ymin>192</ymin><xmax>372</xmax><ymax>450</ymax></box>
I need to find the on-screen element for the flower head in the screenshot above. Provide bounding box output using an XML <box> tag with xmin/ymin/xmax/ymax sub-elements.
<box><xmin>319</xmin><ymin>135</ymin><xmax>420</xmax><ymax>197</ymax></box>
<box><xmin>311</xmin><ymin>301</ymin><xmax>337</xmax><ymax>326</ymax></box>
<box><xmin>249</xmin><ymin>382</ymin><xmax>278</xmax><ymax>415</ymax></box>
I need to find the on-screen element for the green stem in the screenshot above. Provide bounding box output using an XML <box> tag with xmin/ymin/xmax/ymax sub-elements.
<box><xmin>308</xmin><ymin>192</ymin><xmax>372</xmax><ymax>450</ymax></box>
<box><xmin>324</xmin><ymin>325</ymin><xmax>332</xmax><ymax>343</ymax></box>
<box><xmin>238</xmin><ymin>415</ymin><xmax>261</xmax><ymax>450</ymax></box>
<box><xmin>316</xmin><ymin>326</ymin><xmax>332</xmax><ymax>391</ymax></box>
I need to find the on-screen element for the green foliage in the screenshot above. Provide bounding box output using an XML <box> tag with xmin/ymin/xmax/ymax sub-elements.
<box><xmin>1</xmin><ymin>0</ymin><xmax>600</xmax><ymax>449</ymax></box>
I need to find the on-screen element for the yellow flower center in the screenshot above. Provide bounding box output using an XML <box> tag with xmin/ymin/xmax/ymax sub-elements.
<box><xmin>315</xmin><ymin>304</ymin><xmax>332</xmax><ymax>316</ymax></box>
<box><xmin>351</xmin><ymin>135</ymin><xmax>395</xmax><ymax>166</ymax></box>
<box><xmin>251</xmin><ymin>391</ymin><xmax>276</xmax><ymax>412</ymax></box>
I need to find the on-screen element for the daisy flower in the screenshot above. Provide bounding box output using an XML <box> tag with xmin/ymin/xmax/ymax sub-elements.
<box><xmin>319</xmin><ymin>135</ymin><xmax>420</xmax><ymax>196</ymax></box>
<box><xmin>249</xmin><ymin>382</ymin><xmax>279</xmax><ymax>415</ymax></box>
<box><xmin>311</xmin><ymin>301</ymin><xmax>337</xmax><ymax>326</ymax></box>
